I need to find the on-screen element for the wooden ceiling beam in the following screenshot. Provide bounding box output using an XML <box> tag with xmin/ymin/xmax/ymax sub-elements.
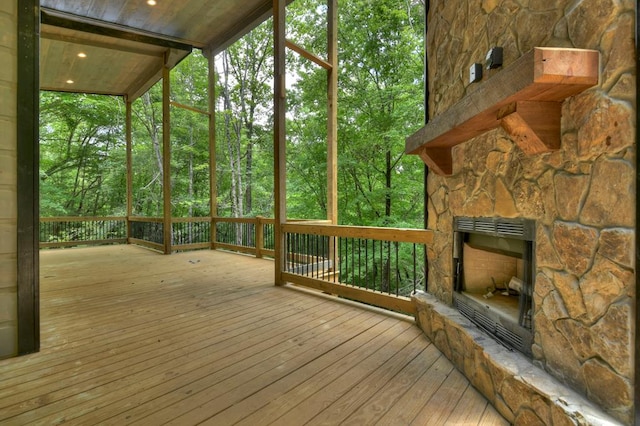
<box><xmin>40</xmin><ymin>26</ymin><xmax>163</xmax><ymax>57</ymax></box>
<box><xmin>207</xmin><ymin>4</ymin><xmax>272</xmax><ymax>56</ymax></box>
<box><xmin>207</xmin><ymin>0</ymin><xmax>295</xmax><ymax>56</ymax></box>
<box><xmin>126</xmin><ymin>48</ymin><xmax>190</xmax><ymax>101</ymax></box>
<box><xmin>41</xmin><ymin>7</ymin><xmax>195</xmax><ymax>51</ymax></box>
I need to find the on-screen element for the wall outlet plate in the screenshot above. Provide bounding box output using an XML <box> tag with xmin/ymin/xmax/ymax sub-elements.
<box><xmin>486</xmin><ymin>47</ymin><xmax>503</xmax><ymax>69</ymax></box>
<box><xmin>469</xmin><ymin>63</ymin><xmax>482</xmax><ymax>83</ymax></box>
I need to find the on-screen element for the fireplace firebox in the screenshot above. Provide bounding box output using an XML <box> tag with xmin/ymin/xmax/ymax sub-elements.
<box><xmin>453</xmin><ymin>217</ymin><xmax>535</xmax><ymax>356</ymax></box>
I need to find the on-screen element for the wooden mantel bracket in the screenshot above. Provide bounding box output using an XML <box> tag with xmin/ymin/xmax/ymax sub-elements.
<box><xmin>406</xmin><ymin>47</ymin><xmax>599</xmax><ymax>176</ymax></box>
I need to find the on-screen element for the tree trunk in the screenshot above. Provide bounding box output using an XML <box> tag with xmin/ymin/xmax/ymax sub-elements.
<box><xmin>385</xmin><ymin>149</ymin><xmax>391</xmax><ymax>221</ymax></box>
<box><xmin>188</xmin><ymin>127</ymin><xmax>194</xmax><ymax>218</ymax></box>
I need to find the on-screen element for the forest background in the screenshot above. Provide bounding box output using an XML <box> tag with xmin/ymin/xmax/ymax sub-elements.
<box><xmin>39</xmin><ymin>0</ymin><xmax>426</xmax><ymax>230</ymax></box>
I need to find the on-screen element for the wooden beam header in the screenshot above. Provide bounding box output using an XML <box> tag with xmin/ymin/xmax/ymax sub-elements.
<box><xmin>41</xmin><ymin>8</ymin><xmax>194</xmax><ymax>51</ymax></box>
<box><xmin>406</xmin><ymin>47</ymin><xmax>599</xmax><ymax>175</ymax></box>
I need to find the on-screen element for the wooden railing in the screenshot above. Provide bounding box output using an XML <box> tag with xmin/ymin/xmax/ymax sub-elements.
<box><xmin>40</xmin><ymin>216</ymin><xmax>275</xmax><ymax>256</ymax></box>
<box><xmin>129</xmin><ymin>216</ymin><xmax>164</xmax><ymax>251</ymax></box>
<box><xmin>282</xmin><ymin>222</ymin><xmax>434</xmax><ymax>315</ymax></box>
<box><xmin>172</xmin><ymin>217</ymin><xmax>211</xmax><ymax>251</ymax></box>
<box><xmin>213</xmin><ymin>216</ymin><xmax>275</xmax><ymax>258</ymax></box>
<box><xmin>40</xmin><ymin>216</ymin><xmax>127</xmax><ymax>248</ymax></box>
<box><xmin>39</xmin><ymin>216</ymin><xmax>432</xmax><ymax>315</ymax></box>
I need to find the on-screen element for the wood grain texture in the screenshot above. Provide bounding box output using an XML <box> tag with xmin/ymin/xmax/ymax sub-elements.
<box><xmin>39</xmin><ymin>0</ymin><xmax>295</xmax><ymax>98</ymax></box>
<box><xmin>282</xmin><ymin>222</ymin><xmax>434</xmax><ymax>244</ymax></box>
<box><xmin>0</xmin><ymin>246</ymin><xmax>507</xmax><ymax>425</ymax></box>
<box><xmin>406</xmin><ymin>47</ymin><xmax>599</xmax><ymax>175</ymax></box>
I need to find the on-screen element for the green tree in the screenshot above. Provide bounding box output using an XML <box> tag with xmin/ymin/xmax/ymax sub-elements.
<box><xmin>40</xmin><ymin>92</ymin><xmax>126</xmax><ymax>216</ymax></box>
<box><xmin>337</xmin><ymin>0</ymin><xmax>425</xmax><ymax>227</ymax></box>
<box><xmin>286</xmin><ymin>0</ymin><xmax>425</xmax><ymax>226</ymax></box>
<box><xmin>215</xmin><ymin>21</ymin><xmax>274</xmax><ymax>218</ymax></box>
<box><xmin>131</xmin><ymin>85</ymin><xmax>164</xmax><ymax>217</ymax></box>
<box><xmin>170</xmin><ymin>51</ymin><xmax>211</xmax><ymax>217</ymax></box>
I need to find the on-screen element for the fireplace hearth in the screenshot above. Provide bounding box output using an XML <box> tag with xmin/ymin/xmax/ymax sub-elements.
<box><xmin>453</xmin><ymin>217</ymin><xmax>535</xmax><ymax>356</ymax></box>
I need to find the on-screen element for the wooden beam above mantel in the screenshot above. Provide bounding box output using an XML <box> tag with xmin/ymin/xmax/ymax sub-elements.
<box><xmin>406</xmin><ymin>47</ymin><xmax>599</xmax><ymax>175</ymax></box>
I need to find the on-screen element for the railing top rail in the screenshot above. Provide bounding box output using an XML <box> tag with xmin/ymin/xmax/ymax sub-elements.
<box><xmin>41</xmin><ymin>216</ymin><xmax>276</xmax><ymax>225</ymax></box>
<box><xmin>40</xmin><ymin>216</ymin><xmax>127</xmax><ymax>222</ymax></box>
<box><xmin>172</xmin><ymin>217</ymin><xmax>212</xmax><ymax>223</ymax></box>
<box><xmin>286</xmin><ymin>219</ymin><xmax>332</xmax><ymax>225</ymax></box>
<box><xmin>213</xmin><ymin>216</ymin><xmax>272</xmax><ymax>224</ymax></box>
<box><xmin>282</xmin><ymin>222</ymin><xmax>434</xmax><ymax>245</ymax></box>
<box><xmin>213</xmin><ymin>217</ymin><xmax>255</xmax><ymax>224</ymax></box>
<box><xmin>128</xmin><ymin>216</ymin><xmax>164</xmax><ymax>223</ymax></box>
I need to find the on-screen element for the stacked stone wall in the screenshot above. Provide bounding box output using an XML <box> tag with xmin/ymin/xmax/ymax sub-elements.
<box><xmin>0</xmin><ymin>1</ymin><xmax>17</xmax><ymax>358</ymax></box>
<box><xmin>425</xmin><ymin>0</ymin><xmax>635</xmax><ymax>423</ymax></box>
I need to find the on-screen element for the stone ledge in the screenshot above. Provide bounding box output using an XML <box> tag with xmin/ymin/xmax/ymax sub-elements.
<box><xmin>412</xmin><ymin>290</ymin><xmax>622</xmax><ymax>425</ymax></box>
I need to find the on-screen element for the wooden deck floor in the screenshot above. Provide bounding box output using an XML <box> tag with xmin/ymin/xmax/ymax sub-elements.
<box><xmin>0</xmin><ymin>245</ymin><xmax>507</xmax><ymax>425</ymax></box>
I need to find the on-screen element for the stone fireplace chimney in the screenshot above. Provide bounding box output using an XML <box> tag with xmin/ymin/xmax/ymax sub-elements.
<box><xmin>407</xmin><ymin>1</ymin><xmax>635</xmax><ymax>424</ymax></box>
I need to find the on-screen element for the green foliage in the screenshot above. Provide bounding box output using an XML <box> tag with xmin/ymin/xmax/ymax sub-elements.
<box><xmin>336</xmin><ymin>0</ymin><xmax>425</xmax><ymax>227</ymax></box>
<box><xmin>40</xmin><ymin>92</ymin><xmax>126</xmax><ymax>216</ymax></box>
<box><xmin>170</xmin><ymin>52</ymin><xmax>211</xmax><ymax>217</ymax></box>
<box><xmin>130</xmin><ymin>83</ymin><xmax>163</xmax><ymax>217</ymax></box>
<box><xmin>40</xmin><ymin>1</ymin><xmax>426</xmax><ymax>232</ymax></box>
<box><xmin>215</xmin><ymin>21</ymin><xmax>274</xmax><ymax>218</ymax></box>
<box><xmin>286</xmin><ymin>0</ymin><xmax>426</xmax><ymax>227</ymax></box>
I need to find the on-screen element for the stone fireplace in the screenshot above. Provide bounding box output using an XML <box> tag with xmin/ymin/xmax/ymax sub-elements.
<box><xmin>452</xmin><ymin>217</ymin><xmax>535</xmax><ymax>356</ymax></box>
<box><xmin>406</xmin><ymin>1</ymin><xmax>635</xmax><ymax>424</ymax></box>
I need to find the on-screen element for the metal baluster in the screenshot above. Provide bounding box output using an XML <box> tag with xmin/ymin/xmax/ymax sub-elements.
<box><xmin>394</xmin><ymin>241</ymin><xmax>400</xmax><ymax>296</ymax></box>
<box><xmin>365</xmin><ymin>239</ymin><xmax>369</xmax><ymax>290</ymax></box>
<box><xmin>413</xmin><ymin>243</ymin><xmax>417</xmax><ymax>294</ymax></box>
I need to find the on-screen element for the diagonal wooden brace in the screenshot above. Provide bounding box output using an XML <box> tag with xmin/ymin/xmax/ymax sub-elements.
<box><xmin>498</xmin><ymin>101</ymin><xmax>562</xmax><ymax>155</ymax></box>
<box><xmin>419</xmin><ymin>146</ymin><xmax>453</xmax><ymax>176</ymax></box>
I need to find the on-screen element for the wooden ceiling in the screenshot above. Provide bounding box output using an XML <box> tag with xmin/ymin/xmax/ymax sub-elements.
<box><xmin>39</xmin><ymin>0</ymin><xmax>279</xmax><ymax>100</ymax></box>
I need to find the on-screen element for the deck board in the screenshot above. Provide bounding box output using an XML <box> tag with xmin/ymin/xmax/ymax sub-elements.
<box><xmin>0</xmin><ymin>245</ymin><xmax>508</xmax><ymax>425</ymax></box>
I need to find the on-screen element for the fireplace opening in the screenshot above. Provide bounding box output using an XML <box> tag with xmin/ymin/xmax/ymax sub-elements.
<box><xmin>453</xmin><ymin>217</ymin><xmax>535</xmax><ymax>356</ymax></box>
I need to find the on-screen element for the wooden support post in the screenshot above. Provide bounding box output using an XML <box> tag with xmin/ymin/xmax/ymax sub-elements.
<box><xmin>17</xmin><ymin>0</ymin><xmax>40</xmax><ymax>355</ymax></box>
<box><xmin>326</xmin><ymin>0</ymin><xmax>338</xmax><ymax>273</ymax></box>
<box><xmin>273</xmin><ymin>0</ymin><xmax>286</xmax><ymax>285</ymax></box>
<box><xmin>162</xmin><ymin>64</ymin><xmax>172</xmax><ymax>255</ymax></box>
<box><xmin>327</xmin><ymin>0</ymin><xmax>338</xmax><ymax>226</ymax></box>
<box><xmin>125</xmin><ymin>97</ymin><xmax>133</xmax><ymax>243</ymax></box>
<box><xmin>256</xmin><ymin>216</ymin><xmax>264</xmax><ymax>258</ymax></box>
<box><xmin>206</xmin><ymin>48</ymin><xmax>217</xmax><ymax>250</ymax></box>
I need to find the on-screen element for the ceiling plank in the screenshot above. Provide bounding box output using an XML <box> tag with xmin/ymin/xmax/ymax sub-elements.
<box><xmin>41</xmin><ymin>26</ymin><xmax>164</xmax><ymax>57</ymax></box>
<box><xmin>207</xmin><ymin>0</ymin><xmax>294</xmax><ymax>56</ymax></box>
<box><xmin>41</xmin><ymin>7</ymin><xmax>194</xmax><ymax>51</ymax></box>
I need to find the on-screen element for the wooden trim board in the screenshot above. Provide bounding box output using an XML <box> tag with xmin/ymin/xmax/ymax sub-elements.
<box><xmin>406</xmin><ymin>47</ymin><xmax>599</xmax><ymax>175</ymax></box>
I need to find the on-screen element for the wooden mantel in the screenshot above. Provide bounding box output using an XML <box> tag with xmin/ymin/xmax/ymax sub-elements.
<box><xmin>406</xmin><ymin>47</ymin><xmax>599</xmax><ymax>175</ymax></box>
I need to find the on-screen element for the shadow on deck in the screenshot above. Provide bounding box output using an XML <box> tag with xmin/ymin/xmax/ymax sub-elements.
<box><xmin>0</xmin><ymin>245</ymin><xmax>507</xmax><ymax>425</ymax></box>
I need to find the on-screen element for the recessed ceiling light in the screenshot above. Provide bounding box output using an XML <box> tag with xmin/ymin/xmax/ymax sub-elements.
<box><xmin>66</xmin><ymin>80</ymin><xmax>74</xmax><ymax>84</ymax></box>
<box><xmin>77</xmin><ymin>52</ymin><xmax>87</xmax><ymax>58</ymax></box>
<box><xmin>147</xmin><ymin>0</ymin><xmax>156</xmax><ymax>5</ymax></box>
